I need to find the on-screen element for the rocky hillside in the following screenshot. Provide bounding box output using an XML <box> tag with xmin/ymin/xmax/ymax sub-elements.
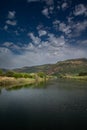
<box><xmin>13</xmin><ymin>58</ymin><xmax>87</xmax><ymax>75</ymax></box>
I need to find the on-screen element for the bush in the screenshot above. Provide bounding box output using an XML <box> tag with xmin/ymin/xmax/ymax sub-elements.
<box><xmin>13</xmin><ymin>73</ymin><xmax>24</xmax><ymax>78</ymax></box>
<box><xmin>37</xmin><ymin>72</ymin><xmax>46</xmax><ymax>78</ymax></box>
<box><xmin>6</xmin><ymin>71</ymin><xmax>15</xmax><ymax>77</ymax></box>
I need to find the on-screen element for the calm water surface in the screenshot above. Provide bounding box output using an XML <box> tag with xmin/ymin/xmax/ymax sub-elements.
<box><xmin>0</xmin><ymin>79</ymin><xmax>87</xmax><ymax>129</ymax></box>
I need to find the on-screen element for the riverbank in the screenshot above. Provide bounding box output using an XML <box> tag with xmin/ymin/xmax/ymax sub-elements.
<box><xmin>62</xmin><ymin>75</ymin><xmax>87</xmax><ymax>80</ymax></box>
<box><xmin>0</xmin><ymin>76</ymin><xmax>47</xmax><ymax>88</ymax></box>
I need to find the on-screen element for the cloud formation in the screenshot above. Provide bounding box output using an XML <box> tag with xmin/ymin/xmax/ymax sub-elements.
<box><xmin>3</xmin><ymin>25</ymin><xmax>8</xmax><ymax>30</ymax></box>
<box><xmin>5</xmin><ymin>10</ymin><xmax>17</xmax><ymax>27</ymax></box>
<box><xmin>28</xmin><ymin>33</ymin><xmax>41</xmax><ymax>45</ymax></box>
<box><xmin>0</xmin><ymin>38</ymin><xmax>87</xmax><ymax>69</ymax></box>
<box><xmin>7</xmin><ymin>11</ymin><xmax>16</xmax><ymax>19</ymax></box>
<box><xmin>38</xmin><ymin>29</ymin><xmax>47</xmax><ymax>37</ymax></box>
<box><xmin>6</xmin><ymin>20</ymin><xmax>17</xmax><ymax>26</ymax></box>
<box><xmin>61</xmin><ymin>2</ymin><xmax>68</xmax><ymax>10</ymax></box>
<box><xmin>74</xmin><ymin>4</ymin><xmax>87</xmax><ymax>16</ymax></box>
<box><xmin>0</xmin><ymin>0</ymin><xmax>87</xmax><ymax>68</ymax></box>
<box><xmin>59</xmin><ymin>22</ymin><xmax>71</xmax><ymax>35</ymax></box>
<box><xmin>42</xmin><ymin>8</ymin><xmax>50</xmax><ymax>18</ymax></box>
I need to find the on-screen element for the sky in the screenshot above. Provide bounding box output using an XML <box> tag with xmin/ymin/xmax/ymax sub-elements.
<box><xmin>0</xmin><ymin>0</ymin><xmax>87</xmax><ymax>68</ymax></box>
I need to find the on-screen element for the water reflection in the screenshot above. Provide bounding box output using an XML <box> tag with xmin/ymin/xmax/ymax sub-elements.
<box><xmin>0</xmin><ymin>79</ymin><xmax>87</xmax><ymax>129</ymax></box>
<box><xmin>6</xmin><ymin>81</ymin><xmax>47</xmax><ymax>91</ymax></box>
<box><xmin>0</xmin><ymin>88</ymin><xmax>1</xmax><ymax>94</ymax></box>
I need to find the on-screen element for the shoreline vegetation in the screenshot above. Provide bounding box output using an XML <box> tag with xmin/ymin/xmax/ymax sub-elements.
<box><xmin>57</xmin><ymin>72</ymin><xmax>87</xmax><ymax>80</ymax></box>
<box><xmin>0</xmin><ymin>71</ymin><xmax>53</xmax><ymax>89</ymax></box>
<box><xmin>59</xmin><ymin>74</ymin><xmax>87</xmax><ymax>80</ymax></box>
<box><xmin>0</xmin><ymin>72</ymin><xmax>87</xmax><ymax>89</ymax></box>
<box><xmin>0</xmin><ymin>59</ymin><xmax>87</xmax><ymax>89</ymax></box>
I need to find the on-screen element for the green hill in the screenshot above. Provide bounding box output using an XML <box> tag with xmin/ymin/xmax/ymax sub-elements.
<box><xmin>13</xmin><ymin>58</ymin><xmax>87</xmax><ymax>76</ymax></box>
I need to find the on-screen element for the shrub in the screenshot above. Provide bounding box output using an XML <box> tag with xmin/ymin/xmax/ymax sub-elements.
<box><xmin>6</xmin><ymin>71</ymin><xmax>15</xmax><ymax>77</ymax></box>
<box><xmin>37</xmin><ymin>72</ymin><xmax>46</xmax><ymax>78</ymax></box>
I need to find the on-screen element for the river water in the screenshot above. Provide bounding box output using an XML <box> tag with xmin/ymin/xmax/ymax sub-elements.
<box><xmin>0</xmin><ymin>79</ymin><xmax>87</xmax><ymax>129</ymax></box>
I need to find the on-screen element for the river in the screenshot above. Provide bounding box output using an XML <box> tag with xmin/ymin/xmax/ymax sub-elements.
<box><xmin>0</xmin><ymin>79</ymin><xmax>87</xmax><ymax>129</ymax></box>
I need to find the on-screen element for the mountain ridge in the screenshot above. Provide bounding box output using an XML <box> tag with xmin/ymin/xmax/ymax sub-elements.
<box><xmin>11</xmin><ymin>58</ymin><xmax>87</xmax><ymax>75</ymax></box>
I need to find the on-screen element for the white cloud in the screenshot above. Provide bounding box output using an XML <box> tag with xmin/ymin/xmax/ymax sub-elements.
<box><xmin>26</xmin><ymin>43</ymin><xmax>35</xmax><ymax>50</ymax></box>
<box><xmin>62</xmin><ymin>2</ymin><xmax>68</xmax><ymax>10</ymax></box>
<box><xmin>38</xmin><ymin>30</ymin><xmax>47</xmax><ymax>37</ymax></box>
<box><xmin>3</xmin><ymin>25</ymin><xmax>8</xmax><ymax>30</ymax></box>
<box><xmin>53</xmin><ymin>16</ymin><xmax>87</xmax><ymax>38</ymax></box>
<box><xmin>59</xmin><ymin>22</ymin><xmax>71</xmax><ymax>35</ymax></box>
<box><xmin>42</xmin><ymin>8</ymin><xmax>50</xmax><ymax>18</ymax></box>
<box><xmin>43</xmin><ymin>0</ymin><xmax>54</xmax><ymax>6</ymax></box>
<box><xmin>36</xmin><ymin>24</ymin><xmax>44</xmax><ymax>30</ymax></box>
<box><xmin>0</xmin><ymin>30</ymin><xmax>87</xmax><ymax>69</ymax></box>
<box><xmin>0</xmin><ymin>47</ymin><xmax>10</xmax><ymax>53</ymax></box>
<box><xmin>67</xmin><ymin>16</ymin><xmax>74</xmax><ymax>23</ymax></box>
<box><xmin>74</xmin><ymin>4</ymin><xmax>87</xmax><ymax>16</ymax></box>
<box><xmin>53</xmin><ymin>20</ymin><xmax>60</xmax><ymax>25</ymax></box>
<box><xmin>72</xmin><ymin>20</ymin><xmax>87</xmax><ymax>36</ymax></box>
<box><xmin>41</xmin><ymin>0</ymin><xmax>54</xmax><ymax>18</ymax></box>
<box><xmin>3</xmin><ymin>42</ymin><xmax>21</xmax><ymax>50</ymax></box>
<box><xmin>6</xmin><ymin>20</ymin><xmax>17</xmax><ymax>26</ymax></box>
<box><xmin>8</xmin><ymin>11</ymin><xmax>16</xmax><ymax>19</ymax></box>
<box><xmin>53</xmin><ymin>20</ymin><xmax>60</xmax><ymax>30</ymax></box>
<box><xmin>6</xmin><ymin>10</ymin><xmax>17</xmax><ymax>26</ymax></box>
<box><xmin>0</xmin><ymin>40</ymin><xmax>87</xmax><ymax>69</ymax></box>
<box><xmin>48</xmin><ymin>33</ymin><xmax>65</xmax><ymax>47</ymax></box>
<box><xmin>28</xmin><ymin>32</ymin><xmax>41</xmax><ymax>45</ymax></box>
<box><xmin>3</xmin><ymin>42</ymin><xmax>13</xmax><ymax>47</ymax></box>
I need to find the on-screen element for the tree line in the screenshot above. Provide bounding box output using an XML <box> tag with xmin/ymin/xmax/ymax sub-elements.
<box><xmin>0</xmin><ymin>69</ymin><xmax>46</xmax><ymax>79</ymax></box>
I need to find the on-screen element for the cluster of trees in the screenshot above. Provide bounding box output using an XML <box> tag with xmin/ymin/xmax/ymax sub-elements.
<box><xmin>5</xmin><ymin>71</ymin><xmax>35</xmax><ymax>78</ymax></box>
<box><xmin>0</xmin><ymin>69</ymin><xmax>46</xmax><ymax>79</ymax></box>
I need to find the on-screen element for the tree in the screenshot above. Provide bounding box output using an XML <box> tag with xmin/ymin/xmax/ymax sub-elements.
<box><xmin>6</xmin><ymin>71</ymin><xmax>15</xmax><ymax>77</ymax></box>
<box><xmin>37</xmin><ymin>72</ymin><xmax>46</xmax><ymax>78</ymax></box>
<box><xmin>37</xmin><ymin>72</ymin><xmax>46</xmax><ymax>81</ymax></box>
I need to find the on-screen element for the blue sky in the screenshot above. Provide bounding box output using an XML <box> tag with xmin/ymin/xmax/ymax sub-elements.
<box><xmin>0</xmin><ymin>0</ymin><xmax>87</xmax><ymax>68</ymax></box>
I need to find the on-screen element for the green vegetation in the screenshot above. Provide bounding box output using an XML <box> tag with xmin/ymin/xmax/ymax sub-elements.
<box><xmin>37</xmin><ymin>72</ymin><xmax>46</xmax><ymax>78</ymax></box>
<box><xmin>62</xmin><ymin>75</ymin><xmax>87</xmax><ymax>81</ymax></box>
<box><xmin>0</xmin><ymin>71</ymin><xmax>50</xmax><ymax>88</ymax></box>
<box><xmin>0</xmin><ymin>58</ymin><xmax>87</xmax><ymax>89</ymax></box>
<box><xmin>5</xmin><ymin>71</ymin><xmax>36</xmax><ymax>79</ymax></box>
<box><xmin>13</xmin><ymin>58</ymin><xmax>87</xmax><ymax>76</ymax></box>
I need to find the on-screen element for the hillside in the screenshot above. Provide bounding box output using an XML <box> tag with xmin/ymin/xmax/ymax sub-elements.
<box><xmin>13</xmin><ymin>58</ymin><xmax>87</xmax><ymax>76</ymax></box>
